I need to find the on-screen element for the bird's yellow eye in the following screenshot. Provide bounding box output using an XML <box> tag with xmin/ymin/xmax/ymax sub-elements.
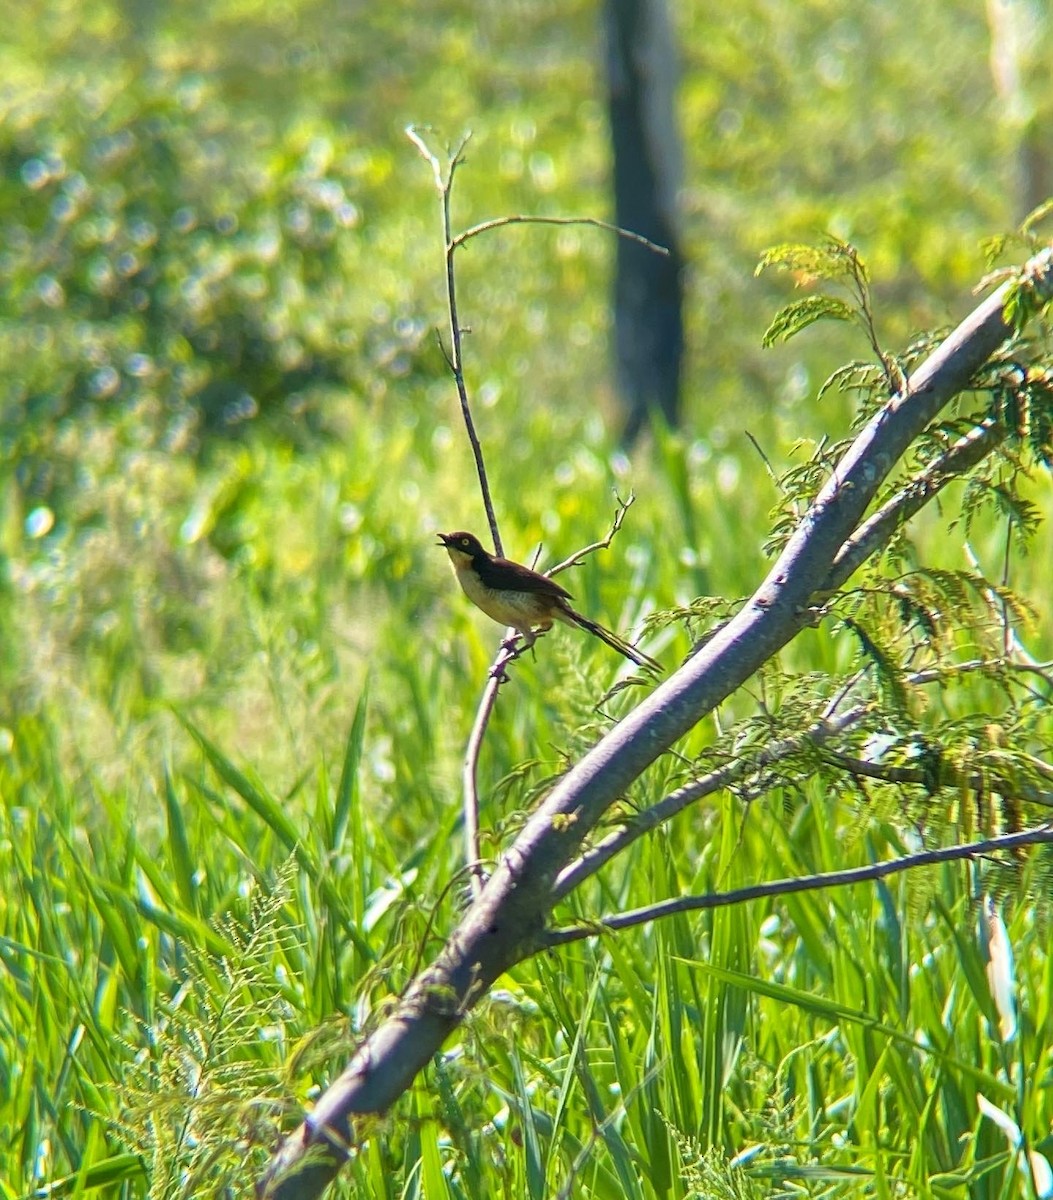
<box><xmin>460</xmin><ymin>537</ymin><xmax>470</xmax><ymax>547</ymax></box>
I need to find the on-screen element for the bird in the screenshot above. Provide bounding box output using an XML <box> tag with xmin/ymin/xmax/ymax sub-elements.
<box><xmin>437</xmin><ymin>530</ymin><xmax>660</xmax><ymax>671</ymax></box>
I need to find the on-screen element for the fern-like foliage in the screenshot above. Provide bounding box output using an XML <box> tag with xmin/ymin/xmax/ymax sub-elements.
<box><xmin>108</xmin><ymin>862</ymin><xmax>300</xmax><ymax>1199</ymax></box>
<box><xmin>655</xmin><ymin>234</ymin><xmax>1053</xmax><ymax>894</ymax></box>
<box><xmin>757</xmin><ymin>236</ymin><xmax>905</xmax><ymax>394</ymax></box>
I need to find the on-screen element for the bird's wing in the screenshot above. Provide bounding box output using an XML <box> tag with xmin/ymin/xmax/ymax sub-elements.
<box><xmin>475</xmin><ymin>555</ymin><xmax>574</xmax><ymax>599</ymax></box>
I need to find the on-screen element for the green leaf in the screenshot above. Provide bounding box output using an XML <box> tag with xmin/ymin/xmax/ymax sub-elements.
<box><xmin>762</xmin><ymin>295</ymin><xmax>857</xmax><ymax>347</ymax></box>
<box><xmin>31</xmin><ymin>1153</ymin><xmax>146</xmax><ymax>1197</ymax></box>
<box><xmin>756</xmin><ymin>236</ymin><xmax>867</xmax><ymax>284</ymax></box>
<box><xmin>755</xmin><ymin>241</ymin><xmax>837</xmax><ymax>279</ymax></box>
<box><xmin>672</xmin><ymin>956</ymin><xmax>1010</xmax><ymax>1094</ymax></box>
<box><xmin>179</xmin><ymin>714</ymin><xmax>374</xmax><ymax>959</ymax></box>
<box><xmin>841</xmin><ymin>615</ymin><xmax>909</xmax><ymax>713</ymax></box>
<box><xmin>180</xmin><ymin>717</ymin><xmax>303</xmax><ymax>851</ymax></box>
<box><xmin>332</xmin><ymin>683</ymin><xmax>369</xmax><ymax>856</ymax></box>
<box><xmin>164</xmin><ymin>764</ymin><xmax>197</xmax><ymax>914</ymax></box>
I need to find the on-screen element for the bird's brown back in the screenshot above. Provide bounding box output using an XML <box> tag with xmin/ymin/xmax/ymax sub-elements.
<box><xmin>472</xmin><ymin>553</ymin><xmax>574</xmax><ymax>601</ymax></box>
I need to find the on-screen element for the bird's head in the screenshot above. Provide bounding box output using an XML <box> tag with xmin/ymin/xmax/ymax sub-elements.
<box><xmin>437</xmin><ymin>531</ymin><xmax>486</xmax><ymax>559</ymax></box>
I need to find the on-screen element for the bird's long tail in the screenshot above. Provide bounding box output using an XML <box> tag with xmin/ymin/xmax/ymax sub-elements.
<box><xmin>560</xmin><ymin>607</ymin><xmax>662</xmax><ymax>671</ymax></box>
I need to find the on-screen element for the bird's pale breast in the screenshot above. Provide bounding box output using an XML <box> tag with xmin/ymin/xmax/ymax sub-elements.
<box><xmin>456</xmin><ymin>567</ymin><xmax>552</xmax><ymax>629</ymax></box>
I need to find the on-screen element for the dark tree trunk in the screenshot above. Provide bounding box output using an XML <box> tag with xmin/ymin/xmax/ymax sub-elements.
<box><xmin>604</xmin><ymin>0</ymin><xmax>685</xmax><ymax>445</ymax></box>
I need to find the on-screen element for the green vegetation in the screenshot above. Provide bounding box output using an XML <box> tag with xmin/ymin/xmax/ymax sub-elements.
<box><xmin>2</xmin><ymin>2</ymin><xmax>1052</xmax><ymax>1198</ymax></box>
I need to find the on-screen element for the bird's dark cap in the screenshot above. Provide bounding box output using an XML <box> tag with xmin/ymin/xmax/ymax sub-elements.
<box><xmin>437</xmin><ymin>531</ymin><xmax>482</xmax><ymax>552</ymax></box>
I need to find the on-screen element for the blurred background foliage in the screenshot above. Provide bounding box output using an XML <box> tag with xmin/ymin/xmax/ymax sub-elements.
<box><xmin>2</xmin><ymin>0</ymin><xmax>1052</xmax><ymax>1196</ymax></box>
<box><xmin>2</xmin><ymin>0</ymin><xmax>1044</xmax><ymax>766</ymax></box>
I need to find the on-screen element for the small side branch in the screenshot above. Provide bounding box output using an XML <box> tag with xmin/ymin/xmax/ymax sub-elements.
<box><xmin>555</xmin><ymin>649</ymin><xmax>1053</xmax><ymax>900</ymax></box>
<box><xmin>461</xmin><ymin>635</ymin><xmax>526</xmax><ymax>898</ymax></box>
<box><xmin>821</xmin><ymin>746</ymin><xmax>1053</xmax><ymax>808</ymax></box>
<box><xmin>553</xmin><ymin>703</ymin><xmax>872</xmax><ymax>899</ymax></box>
<box><xmin>462</xmin><ymin>671</ymin><xmax>501</xmax><ymax>897</ymax></box>
<box><xmin>545</xmin><ymin>492</ymin><xmax>636</xmax><ymax>579</ymax></box>
<box><xmin>822</xmin><ymin>417</ymin><xmax>1004</xmax><ymax>592</ymax></box>
<box><xmin>545</xmin><ymin>824</ymin><xmax>1053</xmax><ymax>948</ymax></box>
<box><xmin>451</xmin><ymin>213</ymin><xmax>671</xmax><ymax>257</ymax></box>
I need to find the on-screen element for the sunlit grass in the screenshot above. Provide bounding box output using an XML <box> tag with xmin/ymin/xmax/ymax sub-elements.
<box><xmin>4</xmin><ymin>396</ymin><xmax>1050</xmax><ymax>1196</ymax></box>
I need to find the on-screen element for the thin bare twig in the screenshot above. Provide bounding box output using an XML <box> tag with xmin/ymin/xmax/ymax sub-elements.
<box><xmin>545</xmin><ymin>492</ymin><xmax>636</xmax><ymax>577</ymax></box>
<box><xmin>545</xmin><ymin>824</ymin><xmax>1053</xmax><ymax>948</ymax></box>
<box><xmin>743</xmin><ymin>428</ymin><xmax>781</xmax><ymax>489</ymax></box>
<box><xmin>451</xmin><ymin>213</ymin><xmax>671</xmax><ymax>257</ymax></box>
<box><xmin>462</xmin><ymin>675</ymin><xmax>501</xmax><ymax>897</ymax></box>
<box><xmin>407</xmin><ymin>126</ymin><xmax>503</xmax><ymax>557</ymax></box>
<box><xmin>461</xmin><ymin>635</ymin><xmax>528</xmax><ymax>898</ymax></box>
<box><xmin>408</xmin><ymin>128</ymin><xmax>504</xmax><ymax>895</ymax></box>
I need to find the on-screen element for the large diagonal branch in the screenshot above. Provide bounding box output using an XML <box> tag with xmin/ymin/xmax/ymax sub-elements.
<box><xmin>260</xmin><ymin>248</ymin><xmax>1053</xmax><ymax>1199</ymax></box>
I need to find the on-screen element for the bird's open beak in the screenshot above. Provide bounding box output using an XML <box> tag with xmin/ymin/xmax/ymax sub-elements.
<box><xmin>436</xmin><ymin>532</ymin><xmax>451</xmax><ymax>547</ymax></box>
